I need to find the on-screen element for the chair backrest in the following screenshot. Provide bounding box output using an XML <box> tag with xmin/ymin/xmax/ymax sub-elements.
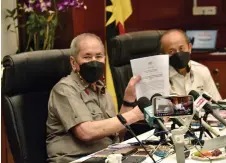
<box><xmin>2</xmin><ymin>49</ymin><xmax>72</xmax><ymax>163</ymax></box>
<box><xmin>108</xmin><ymin>30</ymin><xmax>165</xmax><ymax>109</ymax></box>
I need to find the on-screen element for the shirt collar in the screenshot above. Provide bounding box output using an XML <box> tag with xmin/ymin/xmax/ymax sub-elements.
<box><xmin>96</xmin><ymin>80</ymin><xmax>106</xmax><ymax>94</ymax></box>
<box><xmin>169</xmin><ymin>66</ymin><xmax>178</xmax><ymax>78</ymax></box>
<box><xmin>70</xmin><ymin>71</ymin><xmax>89</xmax><ymax>91</ymax></box>
<box><xmin>70</xmin><ymin>71</ymin><xmax>106</xmax><ymax>94</ymax></box>
<box><xmin>169</xmin><ymin>62</ymin><xmax>192</xmax><ymax>78</ymax></box>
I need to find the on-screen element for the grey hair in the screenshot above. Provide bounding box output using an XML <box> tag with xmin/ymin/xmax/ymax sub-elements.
<box><xmin>160</xmin><ymin>29</ymin><xmax>190</xmax><ymax>53</ymax></box>
<box><xmin>70</xmin><ymin>33</ymin><xmax>104</xmax><ymax>58</ymax></box>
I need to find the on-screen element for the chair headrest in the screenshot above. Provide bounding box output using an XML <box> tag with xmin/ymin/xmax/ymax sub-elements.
<box><xmin>2</xmin><ymin>49</ymin><xmax>72</xmax><ymax>95</ymax></box>
<box><xmin>109</xmin><ymin>30</ymin><xmax>165</xmax><ymax>67</ymax></box>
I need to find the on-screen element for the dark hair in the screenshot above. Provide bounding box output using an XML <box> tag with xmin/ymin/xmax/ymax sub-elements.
<box><xmin>160</xmin><ymin>29</ymin><xmax>190</xmax><ymax>53</ymax></box>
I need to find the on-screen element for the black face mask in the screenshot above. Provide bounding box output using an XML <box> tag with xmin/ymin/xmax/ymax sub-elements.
<box><xmin>169</xmin><ymin>52</ymin><xmax>190</xmax><ymax>70</ymax></box>
<box><xmin>79</xmin><ymin>61</ymin><xmax>105</xmax><ymax>83</ymax></box>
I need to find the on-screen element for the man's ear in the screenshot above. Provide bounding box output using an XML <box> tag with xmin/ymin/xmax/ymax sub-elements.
<box><xmin>188</xmin><ymin>43</ymin><xmax>192</xmax><ymax>54</ymax></box>
<box><xmin>70</xmin><ymin>56</ymin><xmax>79</xmax><ymax>72</ymax></box>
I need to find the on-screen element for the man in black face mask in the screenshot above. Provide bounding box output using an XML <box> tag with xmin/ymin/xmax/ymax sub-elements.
<box><xmin>46</xmin><ymin>33</ymin><xmax>144</xmax><ymax>163</ymax></box>
<box><xmin>160</xmin><ymin>29</ymin><xmax>221</xmax><ymax>101</ymax></box>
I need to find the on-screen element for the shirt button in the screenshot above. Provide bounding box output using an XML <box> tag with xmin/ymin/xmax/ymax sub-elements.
<box><xmin>185</xmin><ymin>84</ymin><xmax>189</xmax><ymax>91</ymax></box>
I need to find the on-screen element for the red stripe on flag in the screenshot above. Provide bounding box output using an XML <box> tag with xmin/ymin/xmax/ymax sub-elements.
<box><xmin>117</xmin><ymin>22</ymin><xmax>125</xmax><ymax>34</ymax></box>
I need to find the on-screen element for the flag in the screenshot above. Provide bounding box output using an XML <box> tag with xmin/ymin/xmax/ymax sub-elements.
<box><xmin>105</xmin><ymin>0</ymin><xmax>133</xmax><ymax>112</ymax></box>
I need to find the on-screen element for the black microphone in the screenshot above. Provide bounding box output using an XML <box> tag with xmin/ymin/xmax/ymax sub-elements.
<box><xmin>189</xmin><ymin>90</ymin><xmax>226</xmax><ymax>127</ymax></box>
<box><xmin>150</xmin><ymin>93</ymin><xmax>162</xmax><ymax>105</ymax></box>
<box><xmin>202</xmin><ymin>93</ymin><xmax>217</xmax><ymax>103</ymax></box>
<box><xmin>138</xmin><ymin>96</ymin><xmax>191</xmax><ymax>159</ymax></box>
<box><xmin>137</xmin><ymin>97</ymin><xmax>171</xmax><ymax>143</ymax></box>
<box><xmin>202</xmin><ymin>93</ymin><xmax>225</xmax><ymax>110</ymax></box>
<box><xmin>138</xmin><ymin>96</ymin><xmax>169</xmax><ymax>133</ymax></box>
<box><xmin>137</xmin><ymin>96</ymin><xmax>150</xmax><ymax>113</ymax></box>
<box><xmin>179</xmin><ymin>92</ymin><xmax>220</xmax><ymax>138</ymax></box>
<box><xmin>118</xmin><ymin>99</ymin><xmax>156</xmax><ymax>163</ymax></box>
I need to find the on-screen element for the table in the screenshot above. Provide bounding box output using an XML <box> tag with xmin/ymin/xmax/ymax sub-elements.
<box><xmin>71</xmin><ymin>128</ymin><xmax>226</xmax><ymax>163</ymax></box>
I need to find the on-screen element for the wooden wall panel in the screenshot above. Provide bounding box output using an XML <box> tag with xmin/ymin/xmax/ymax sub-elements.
<box><xmin>123</xmin><ymin>0</ymin><xmax>226</xmax><ymax>49</ymax></box>
<box><xmin>138</xmin><ymin>0</ymin><xmax>183</xmax><ymax>20</ymax></box>
<box><xmin>192</xmin><ymin>54</ymin><xmax>226</xmax><ymax>98</ymax></box>
<box><xmin>1</xmin><ymin>118</ymin><xmax>7</xmax><ymax>163</ymax></box>
<box><xmin>54</xmin><ymin>10</ymin><xmax>75</xmax><ymax>49</ymax></box>
<box><xmin>70</xmin><ymin>0</ymin><xmax>226</xmax><ymax>49</ymax></box>
<box><xmin>1</xmin><ymin>118</ymin><xmax>14</xmax><ymax>163</ymax></box>
<box><xmin>72</xmin><ymin>0</ymin><xmax>105</xmax><ymax>42</ymax></box>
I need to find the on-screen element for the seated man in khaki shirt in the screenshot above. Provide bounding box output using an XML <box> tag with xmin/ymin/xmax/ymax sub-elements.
<box><xmin>46</xmin><ymin>33</ymin><xmax>144</xmax><ymax>163</ymax></box>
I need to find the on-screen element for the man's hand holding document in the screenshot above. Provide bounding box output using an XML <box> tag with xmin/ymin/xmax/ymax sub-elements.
<box><xmin>130</xmin><ymin>55</ymin><xmax>170</xmax><ymax>100</ymax></box>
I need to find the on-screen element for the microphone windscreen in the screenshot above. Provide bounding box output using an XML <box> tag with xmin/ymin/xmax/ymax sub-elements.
<box><xmin>188</xmin><ymin>90</ymin><xmax>199</xmax><ymax>100</ymax></box>
<box><xmin>202</xmin><ymin>93</ymin><xmax>211</xmax><ymax>101</ymax></box>
<box><xmin>189</xmin><ymin>90</ymin><xmax>212</xmax><ymax>110</ymax></box>
<box><xmin>150</xmin><ymin>93</ymin><xmax>162</xmax><ymax>105</ymax></box>
<box><xmin>137</xmin><ymin>96</ymin><xmax>151</xmax><ymax>113</ymax></box>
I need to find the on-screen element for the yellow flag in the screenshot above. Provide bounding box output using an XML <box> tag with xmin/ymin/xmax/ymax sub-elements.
<box><xmin>106</xmin><ymin>0</ymin><xmax>132</xmax><ymax>28</ymax></box>
<box><xmin>105</xmin><ymin>0</ymin><xmax>133</xmax><ymax>112</ymax></box>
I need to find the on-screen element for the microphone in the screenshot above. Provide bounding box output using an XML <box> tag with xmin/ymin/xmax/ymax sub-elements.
<box><xmin>138</xmin><ymin>96</ymin><xmax>169</xmax><ymax>133</ymax></box>
<box><xmin>118</xmin><ymin>99</ymin><xmax>156</xmax><ymax>163</ymax></box>
<box><xmin>192</xmin><ymin>108</ymin><xmax>220</xmax><ymax>137</ymax></box>
<box><xmin>169</xmin><ymin>104</ymin><xmax>220</xmax><ymax>137</ymax></box>
<box><xmin>138</xmin><ymin>96</ymin><xmax>191</xmax><ymax>160</ymax></box>
<box><xmin>149</xmin><ymin>93</ymin><xmax>219</xmax><ymax>138</ymax></box>
<box><xmin>150</xmin><ymin>93</ymin><xmax>162</xmax><ymax>105</ymax></box>
<box><xmin>137</xmin><ymin>96</ymin><xmax>171</xmax><ymax>143</ymax></box>
<box><xmin>149</xmin><ymin>94</ymin><xmax>191</xmax><ymax>135</ymax></box>
<box><xmin>150</xmin><ymin>94</ymin><xmax>190</xmax><ymax>132</ymax></box>
<box><xmin>189</xmin><ymin>90</ymin><xmax>226</xmax><ymax>127</ymax></box>
<box><xmin>200</xmin><ymin>119</ymin><xmax>220</xmax><ymax>137</ymax></box>
<box><xmin>202</xmin><ymin>93</ymin><xmax>217</xmax><ymax>104</ymax></box>
<box><xmin>202</xmin><ymin>93</ymin><xmax>225</xmax><ymax>110</ymax></box>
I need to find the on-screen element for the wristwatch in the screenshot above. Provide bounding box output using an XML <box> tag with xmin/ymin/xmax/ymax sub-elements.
<box><xmin>123</xmin><ymin>100</ymin><xmax>137</xmax><ymax>107</ymax></box>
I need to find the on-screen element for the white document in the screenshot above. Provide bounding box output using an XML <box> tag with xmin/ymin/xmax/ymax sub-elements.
<box><xmin>130</xmin><ymin>55</ymin><xmax>170</xmax><ymax>99</ymax></box>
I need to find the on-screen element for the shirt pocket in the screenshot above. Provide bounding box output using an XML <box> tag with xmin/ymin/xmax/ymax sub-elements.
<box><xmin>195</xmin><ymin>85</ymin><xmax>204</xmax><ymax>94</ymax></box>
<box><xmin>105</xmin><ymin>108</ymin><xmax>115</xmax><ymax>118</ymax></box>
<box><xmin>80</xmin><ymin>91</ymin><xmax>105</xmax><ymax>120</ymax></box>
<box><xmin>88</xmin><ymin>104</ymin><xmax>105</xmax><ymax>121</ymax></box>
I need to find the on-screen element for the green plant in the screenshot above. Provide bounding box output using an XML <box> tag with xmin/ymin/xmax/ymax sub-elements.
<box><xmin>5</xmin><ymin>0</ymin><xmax>85</xmax><ymax>52</ymax></box>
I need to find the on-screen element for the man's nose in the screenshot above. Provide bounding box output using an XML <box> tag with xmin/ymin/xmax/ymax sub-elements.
<box><xmin>91</xmin><ymin>56</ymin><xmax>97</xmax><ymax>61</ymax></box>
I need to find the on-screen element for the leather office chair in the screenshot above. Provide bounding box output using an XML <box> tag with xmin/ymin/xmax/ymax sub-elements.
<box><xmin>108</xmin><ymin>30</ymin><xmax>165</xmax><ymax>139</ymax></box>
<box><xmin>2</xmin><ymin>49</ymin><xmax>72</xmax><ymax>163</ymax></box>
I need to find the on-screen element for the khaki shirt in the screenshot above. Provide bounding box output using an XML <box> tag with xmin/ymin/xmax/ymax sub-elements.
<box><xmin>46</xmin><ymin>72</ymin><xmax>119</xmax><ymax>163</ymax></box>
<box><xmin>170</xmin><ymin>60</ymin><xmax>222</xmax><ymax>100</ymax></box>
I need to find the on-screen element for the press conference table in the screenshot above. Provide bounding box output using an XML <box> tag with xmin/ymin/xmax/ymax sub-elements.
<box><xmin>71</xmin><ymin>128</ymin><xmax>226</xmax><ymax>163</ymax></box>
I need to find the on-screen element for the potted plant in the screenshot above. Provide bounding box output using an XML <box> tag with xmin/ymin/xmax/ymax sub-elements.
<box><xmin>5</xmin><ymin>0</ymin><xmax>86</xmax><ymax>52</ymax></box>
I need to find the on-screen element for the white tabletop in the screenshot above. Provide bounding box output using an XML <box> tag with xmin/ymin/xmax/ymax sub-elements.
<box><xmin>122</xmin><ymin>128</ymin><xmax>226</xmax><ymax>163</ymax></box>
<box><xmin>72</xmin><ymin>128</ymin><xmax>226</xmax><ymax>163</ymax></box>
